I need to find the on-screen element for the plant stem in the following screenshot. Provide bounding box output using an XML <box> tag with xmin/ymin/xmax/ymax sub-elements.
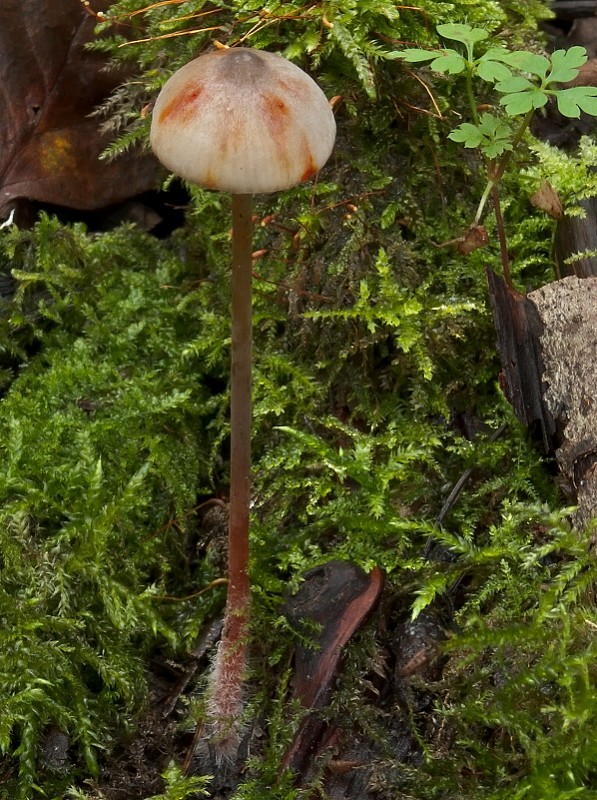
<box><xmin>491</xmin><ymin>184</ymin><xmax>513</xmax><ymax>290</ymax></box>
<box><xmin>493</xmin><ymin>108</ymin><xmax>534</xmax><ymax>183</ymax></box>
<box><xmin>474</xmin><ymin>178</ymin><xmax>495</xmax><ymax>225</ymax></box>
<box><xmin>208</xmin><ymin>192</ymin><xmax>253</xmax><ymax>755</ymax></box>
<box><xmin>466</xmin><ymin>65</ymin><xmax>479</xmax><ymax>127</ymax></box>
<box><xmin>473</xmin><ymin>108</ymin><xmax>537</xmax><ymax>286</ymax></box>
<box><xmin>475</xmin><ymin>109</ymin><xmax>535</xmax><ymax>224</ymax></box>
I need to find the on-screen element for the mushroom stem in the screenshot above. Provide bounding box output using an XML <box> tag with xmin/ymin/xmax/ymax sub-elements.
<box><xmin>228</xmin><ymin>192</ymin><xmax>252</xmax><ymax>617</ymax></box>
<box><xmin>208</xmin><ymin>192</ymin><xmax>253</xmax><ymax>753</ymax></box>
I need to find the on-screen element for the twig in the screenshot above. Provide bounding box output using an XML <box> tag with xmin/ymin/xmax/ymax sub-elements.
<box><xmin>432</xmin><ymin>422</ymin><xmax>508</xmax><ymax>533</ymax></box>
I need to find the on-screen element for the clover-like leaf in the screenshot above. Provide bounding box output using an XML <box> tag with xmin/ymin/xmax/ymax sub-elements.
<box><xmin>554</xmin><ymin>86</ymin><xmax>597</xmax><ymax>118</ymax></box>
<box><xmin>429</xmin><ymin>49</ymin><xmax>467</xmax><ymax>74</ymax></box>
<box><xmin>495</xmin><ymin>75</ymin><xmax>548</xmax><ymax>115</ymax></box>
<box><xmin>476</xmin><ymin>50</ymin><xmax>513</xmax><ymax>83</ymax></box>
<box><xmin>436</xmin><ymin>23</ymin><xmax>489</xmax><ymax>48</ymax></box>
<box><xmin>499</xmin><ymin>88</ymin><xmax>548</xmax><ymax>115</ymax></box>
<box><xmin>478</xmin><ymin>114</ymin><xmax>514</xmax><ymax>157</ymax></box>
<box><xmin>389</xmin><ymin>48</ymin><xmax>438</xmax><ymax>63</ymax></box>
<box><xmin>389</xmin><ymin>46</ymin><xmax>467</xmax><ymax>74</ymax></box>
<box><xmin>449</xmin><ymin>113</ymin><xmax>513</xmax><ymax>158</ymax></box>
<box><xmin>495</xmin><ymin>75</ymin><xmax>536</xmax><ymax>94</ymax></box>
<box><xmin>501</xmin><ymin>50</ymin><xmax>550</xmax><ymax>78</ymax></box>
<box><xmin>448</xmin><ymin>123</ymin><xmax>484</xmax><ymax>149</ymax></box>
<box><xmin>483</xmin><ymin>138</ymin><xmax>514</xmax><ymax>159</ymax></box>
<box><xmin>481</xmin><ymin>47</ymin><xmax>514</xmax><ymax>64</ymax></box>
<box><xmin>546</xmin><ymin>46</ymin><xmax>587</xmax><ymax>85</ymax></box>
<box><xmin>478</xmin><ymin>112</ymin><xmax>513</xmax><ymax>137</ymax></box>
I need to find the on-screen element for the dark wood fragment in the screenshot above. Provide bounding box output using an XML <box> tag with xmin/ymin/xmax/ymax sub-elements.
<box><xmin>527</xmin><ymin>276</ymin><xmax>597</xmax><ymax>529</ymax></box>
<box><xmin>280</xmin><ymin>561</ymin><xmax>383</xmax><ymax>776</ymax></box>
<box><xmin>285</xmin><ymin>561</ymin><xmax>384</xmax><ymax>711</ymax></box>
<box><xmin>554</xmin><ymin>199</ymin><xmax>597</xmax><ymax>278</ymax></box>
<box><xmin>485</xmin><ymin>268</ymin><xmax>556</xmax><ymax>453</ymax></box>
<box><xmin>489</xmin><ymin>268</ymin><xmax>597</xmax><ymax>529</ymax></box>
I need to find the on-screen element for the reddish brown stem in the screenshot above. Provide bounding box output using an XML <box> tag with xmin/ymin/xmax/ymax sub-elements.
<box><xmin>228</xmin><ymin>193</ymin><xmax>252</xmax><ymax>628</ymax></box>
<box><xmin>207</xmin><ymin>193</ymin><xmax>253</xmax><ymax>756</ymax></box>
<box><xmin>491</xmin><ymin>185</ymin><xmax>513</xmax><ymax>290</ymax></box>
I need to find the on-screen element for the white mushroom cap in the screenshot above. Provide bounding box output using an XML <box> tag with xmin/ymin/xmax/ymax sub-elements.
<box><xmin>150</xmin><ymin>48</ymin><xmax>336</xmax><ymax>194</ymax></box>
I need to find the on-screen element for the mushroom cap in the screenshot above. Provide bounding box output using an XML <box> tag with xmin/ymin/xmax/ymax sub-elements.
<box><xmin>150</xmin><ymin>48</ymin><xmax>336</xmax><ymax>194</ymax></box>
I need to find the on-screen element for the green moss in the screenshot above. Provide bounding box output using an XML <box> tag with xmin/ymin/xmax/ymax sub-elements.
<box><xmin>0</xmin><ymin>217</ymin><xmax>222</xmax><ymax>797</ymax></box>
<box><xmin>4</xmin><ymin>1</ymin><xmax>597</xmax><ymax>798</ymax></box>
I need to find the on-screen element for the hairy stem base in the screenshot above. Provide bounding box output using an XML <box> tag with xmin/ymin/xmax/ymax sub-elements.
<box><xmin>206</xmin><ymin>193</ymin><xmax>253</xmax><ymax>760</ymax></box>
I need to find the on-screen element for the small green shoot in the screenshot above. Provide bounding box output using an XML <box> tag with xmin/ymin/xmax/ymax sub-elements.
<box><xmin>146</xmin><ymin>762</ymin><xmax>212</xmax><ymax>800</ymax></box>
<box><xmin>391</xmin><ymin>24</ymin><xmax>597</xmax><ymax>288</ymax></box>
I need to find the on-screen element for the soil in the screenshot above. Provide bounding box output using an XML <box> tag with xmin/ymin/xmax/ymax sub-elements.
<box><xmin>71</xmin><ymin>667</ymin><xmax>194</xmax><ymax>799</ymax></box>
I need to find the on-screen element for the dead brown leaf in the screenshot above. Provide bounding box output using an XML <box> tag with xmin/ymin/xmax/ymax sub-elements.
<box><xmin>530</xmin><ymin>181</ymin><xmax>564</xmax><ymax>220</ymax></box>
<box><xmin>0</xmin><ymin>0</ymin><xmax>161</xmax><ymax>215</ymax></box>
<box><xmin>456</xmin><ymin>223</ymin><xmax>489</xmax><ymax>255</ymax></box>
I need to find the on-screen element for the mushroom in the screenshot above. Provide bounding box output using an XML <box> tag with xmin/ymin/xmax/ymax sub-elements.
<box><xmin>150</xmin><ymin>46</ymin><xmax>336</xmax><ymax>755</ymax></box>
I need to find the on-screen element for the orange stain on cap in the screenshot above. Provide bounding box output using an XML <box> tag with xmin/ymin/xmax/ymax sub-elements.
<box><xmin>262</xmin><ymin>93</ymin><xmax>291</xmax><ymax>136</ymax></box>
<box><xmin>300</xmin><ymin>153</ymin><xmax>318</xmax><ymax>183</ymax></box>
<box><xmin>202</xmin><ymin>169</ymin><xmax>218</xmax><ymax>190</ymax></box>
<box><xmin>159</xmin><ymin>83</ymin><xmax>204</xmax><ymax>126</ymax></box>
<box><xmin>261</xmin><ymin>92</ymin><xmax>293</xmax><ymax>176</ymax></box>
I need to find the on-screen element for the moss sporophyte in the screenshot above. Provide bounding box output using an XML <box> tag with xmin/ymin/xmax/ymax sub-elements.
<box><xmin>150</xmin><ymin>45</ymin><xmax>336</xmax><ymax>758</ymax></box>
<box><xmin>390</xmin><ymin>23</ymin><xmax>597</xmax><ymax>289</ymax></box>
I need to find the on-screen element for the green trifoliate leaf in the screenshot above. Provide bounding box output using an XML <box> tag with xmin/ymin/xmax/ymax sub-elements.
<box><xmin>429</xmin><ymin>49</ymin><xmax>467</xmax><ymax>74</ymax></box>
<box><xmin>476</xmin><ymin>50</ymin><xmax>513</xmax><ymax>83</ymax></box>
<box><xmin>546</xmin><ymin>46</ymin><xmax>587</xmax><ymax>85</ymax></box>
<box><xmin>436</xmin><ymin>23</ymin><xmax>489</xmax><ymax>48</ymax></box>
<box><xmin>481</xmin><ymin>47</ymin><xmax>514</xmax><ymax>64</ymax></box>
<box><xmin>495</xmin><ymin>76</ymin><xmax>535</xmax><ymax>94</ymax></box>
<box><xmin>390</xmin><ymin>47</ymin><xmax>467</xmax><ymax>74</ymax></box>
<box><xmin>448</xmin><ymin>113</ymin><xmax>513</xmax><ymax>158</ymax></box>
<box><xmin>448</xmin><ymin>123</ymin><xmax>484</xmax><ymax>149</ymax></box>
<box><xmin>499</xmin><ymin>88</ymin><xmax>548</xmax><ymax>115</ymax></box>
<box><xmin>478</xmin><ymin>112</ymin><xmax>513</xmax><ymax>137</ymax></box>
<box><xmin>495</xmin><ymin>76</ymin><xmax>548</xmax><ymax>115</ymax></box>
<box><xmin>554</xmin><ymin>86</ymin><xmax>597</xmax><ymax>118</ymax></box>
<box><xmin>389</xmin><ymin>48</ymin><xmax>437</xmax><ymax>63</ymax></box>
<box><xmin>501</xmin><ymin>50</ymin><xmax>550</xmax><ymax>78</ymax></box>
<box><xmin>483</xmin><ymin>139</ymin><xmax>514</xmax><ymax>159</ymax></box>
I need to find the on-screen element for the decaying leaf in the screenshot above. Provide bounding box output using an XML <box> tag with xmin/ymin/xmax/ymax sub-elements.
<box><xmin>530</xmin><ymin>181</ymin><xmax>564</xmax><ymax>219</ymax></box>
<box><xmin>456</xmin><ymin>223</ymin><xmax>489</xmax><ymax>255</ymax></box>
<box><xmin>0</xmin><ymin>0</ymin><xmax>161</xmax><ymax>215</ymax></box>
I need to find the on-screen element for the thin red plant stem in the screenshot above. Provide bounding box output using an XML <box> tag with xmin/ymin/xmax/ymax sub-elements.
<box><xmin>491</xmin><ymin>185</ymin><xmax>513</xmax><ymax>290</ymax></box>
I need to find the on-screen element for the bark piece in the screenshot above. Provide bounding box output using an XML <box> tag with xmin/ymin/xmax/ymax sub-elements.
<box><xmin>0</xmin><ymin>0</ymin><xmax>161</xmax><ymax>215</ymax></box>
<box><xmin>554</xmin><ymin>199</ymin><xmax>597</xmax><ymax>278</ymax></box>
<box><xmin>287</xmin><ymin>561</ymin><xmax>384</xmax><ymax>708</ymax></box>
<box><xmin>281</xmin><ymin>561</ymin><xmax>383</xmax><ymax>777</ymax></box>
<box><xmin>489</xmin><ymin>268</ymin><xmax>597</xmax><ymax>528</ymax></box>
<box><xmin>486</xmin><ymin>268</ymin><xmax>556</xmax><ymax>452</ymax></box>
<box><xmin>528</xmin><ymin>276</ymin><xmax>597</xmax><ymax>528</ymax></box>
